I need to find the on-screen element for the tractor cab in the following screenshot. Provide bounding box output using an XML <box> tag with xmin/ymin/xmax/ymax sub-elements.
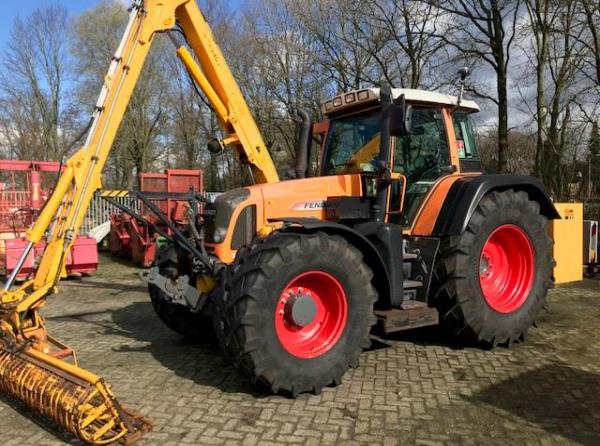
<box><xmin>318</xmin><ymin>88</ymin><xmax>482</xmax><ymax>226</ymax></box>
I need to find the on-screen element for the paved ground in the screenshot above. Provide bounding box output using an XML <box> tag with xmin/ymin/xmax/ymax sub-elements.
<box><xmin>1</xmin><ymin>253</ymin><xmax>599</xmax><ymax>445</ymax></box>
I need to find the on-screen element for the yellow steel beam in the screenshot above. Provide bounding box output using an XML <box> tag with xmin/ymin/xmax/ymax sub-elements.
<box><xmin>176</xmin><ymin>0</ymin><xmax>280</xmax><ymax>184</ymax></box>
<box><xmin>177</xmin><ymin>46</ymin><xmax>230</xmax><ymax>122</ymax></box>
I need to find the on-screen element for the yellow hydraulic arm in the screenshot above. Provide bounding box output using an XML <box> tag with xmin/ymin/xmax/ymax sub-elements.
<box><xmin>0</xmin><ymin>1</ymin><xmax>278</xmax><ymax>444</ymax></box>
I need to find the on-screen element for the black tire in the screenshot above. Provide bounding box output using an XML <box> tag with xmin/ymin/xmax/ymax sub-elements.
<box><xmin>434</xmin><ymin>189</ymin><xmax>553</xmax><ymax>346</ymax></box>
<box><xmin>148</xmin><ymin>284</ymin><xmax>214</xmax><ymax>342</ymax></box>
<box><xmin>213</xmin><ymin>231</ymin><xmax>377</xmax><ymax>396</ymax></box>
<box><xmin>148</xmin><ymin>244</ymin><xmax>214</xmax><ymax>343</ymax></box>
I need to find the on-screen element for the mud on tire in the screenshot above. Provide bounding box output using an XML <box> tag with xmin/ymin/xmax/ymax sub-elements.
<box><xmin>434</xmin><ymin>189</ymin><xmax>554</xmax><ymax>346</ymax></box>
<box><xmin>213</xmin><ymin>231</ymin><xmax>378</xmax><ymax>396</ymax></box>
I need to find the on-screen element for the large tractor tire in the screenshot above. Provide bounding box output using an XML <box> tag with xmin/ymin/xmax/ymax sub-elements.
<box><xmin>148</xmin><ymin>244</ymin><xmax>214</xmax><ymax>342</ymax></box>
<box><xmin>434</xmin><ymin>189</ymin><xmax>553</xmax><ymax>346</ymax></box>
<box><xmin>213</xmin><ymin>231</ymin><xmax>377</xmax><ymax>396</ymax></box>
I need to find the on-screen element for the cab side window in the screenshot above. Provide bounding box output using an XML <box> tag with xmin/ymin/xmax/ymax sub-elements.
<box><xmin>453</xmin><ymin>112</ymin><xmax>480</xmax><ymax>160</ymax></box>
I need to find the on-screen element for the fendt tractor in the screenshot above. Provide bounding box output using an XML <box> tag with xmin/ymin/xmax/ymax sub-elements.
<box><xmin>0</xmin><ymin>0</ymin><xmax>559</xmax><ymax>444</ymax></box>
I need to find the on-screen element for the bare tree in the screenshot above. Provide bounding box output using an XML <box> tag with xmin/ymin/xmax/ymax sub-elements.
<box><xmin>0</xmin><ymin>5</ymin><xmax>73</xmax><ymax>161</ymax></box>
<box><xmin>578</xmin><ymin>0</ymin><xmax>600</xmax><ymax>87</ymax></box>
<box><xmin>432</xmin><ymin>0</ymin><xmax>522</xmax><ymax>172</ymax></box>
<box><xmin>164</xmin><ymin>56</ymin><xmax>208</xmax><ymax>169</ymax></box>
<box><xmin>360</xmin><ymin>0</ymin><xmax>446</xmax><ymax>89</ymax></box>
<box><xmin>541</xmin><ymin>0</ymin><xmax>587</xmax><ymax>197</ymax></box>
<box><xmin>522</xmin><ymin>0</ymin><xmax>560</xmax><ymax>175</ymax></box>
<box><xmin>292</xmin><ymin>0</ymin><xmax>382</xmax><ymax>92</ymax></box>
<box><xmin>234</xmin><ymin>0</ymin><xmax>328</xmax><ymax>177</ymax></box>
<box><xmin>72</xmin><ymin>1</ymin><xmax>169</xmax><ymax>188</ymax></box>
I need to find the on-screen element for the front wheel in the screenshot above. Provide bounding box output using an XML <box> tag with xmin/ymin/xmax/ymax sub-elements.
<box><xmin>213</xmin><ymin>231</ymin><xmax>377</xmax><ymax>396</ymax></box>
<box><xmin>434</xmin><ymin>189</ymin><xmax>554</xmax><ymax>346</ymax></box>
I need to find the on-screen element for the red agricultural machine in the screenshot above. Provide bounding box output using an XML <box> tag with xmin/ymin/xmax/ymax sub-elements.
<box><xmin>0</xmin><ymin>160</ymin><xmax>97</xmax><ymax>279</ymax></box>
<box><xmin>107</xmin><ymin>168</ymin><xmax>203</xmax><ymax>267</ymax></box>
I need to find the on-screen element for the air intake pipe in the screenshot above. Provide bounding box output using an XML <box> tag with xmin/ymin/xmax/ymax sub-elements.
<box><xmin>294</xmin><ymin>109</ymin><xmax>312</xmax><ymax>179</ymax></box>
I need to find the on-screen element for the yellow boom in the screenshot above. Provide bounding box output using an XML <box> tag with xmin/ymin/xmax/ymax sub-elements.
<box><xmin>0</xmin><ymin>1</ymin><xmax>278</xmax><ymax>444</ymax></box>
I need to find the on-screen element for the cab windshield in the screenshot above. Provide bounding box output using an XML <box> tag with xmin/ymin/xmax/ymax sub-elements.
<box><xmin>322</xmin><ymin>111</ymin><xmax>381</xmax><ymax>175</ymax></box>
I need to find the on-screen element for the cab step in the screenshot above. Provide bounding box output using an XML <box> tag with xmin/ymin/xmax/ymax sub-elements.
<box><xmin>403</xmin><ymin>279</ymin><xmax>422</xmax><ymax>289</ymax></box>
<box><xmin>402</xmin><ymin>279</ymin><xmax>423</xmax><ymax>300</ymax></box>
<box><xmin>375</xmin><ymin>301</ymin><xmax>439</xmax><ymax>334</ymax></box>
<box><xmin>404</xmin><ymin>252</ymin><xmax>419</xmax><ymax>261</ymax></box>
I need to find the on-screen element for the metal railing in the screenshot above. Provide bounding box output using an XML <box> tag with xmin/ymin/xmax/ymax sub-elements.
<box><xmin>81</xmin><ymin>193</ymin><xmax>140</xmax><ymax>235</ymax></box>
<box><xmin>1</xmin><ymin>189</ymin><xmax>221</xmax><ymax>239</ymax></box>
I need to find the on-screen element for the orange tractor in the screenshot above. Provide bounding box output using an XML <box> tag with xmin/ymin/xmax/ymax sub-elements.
<box><xmin>150</xmin><ymin>83</ymin><xmax>558</xmax><ymax>397</ymax></box>
<box><xmin>0</xmin><ymin>1</ymin><xmax>558</xmax><ymax>444</ymax></box>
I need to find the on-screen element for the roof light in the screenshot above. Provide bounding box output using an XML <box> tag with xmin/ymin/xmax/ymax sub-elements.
<box><xmin>333</xmin><ymin>97</ymin><xmax>343</xmax><ymax>107</ymax></box>
<box><xmin>325</xmin><ymin>101</ymin><xmax>333</xmax><ymax>111</ymax></box>
<box><xmin>344</xmin><ymin>93</ymin><xmax>356</xmax><ymax>103</ymax></box>
<box><xmin>357</xmin><ymin>90</ymin><xmax>369</xmax><ymax>101</ymax></box>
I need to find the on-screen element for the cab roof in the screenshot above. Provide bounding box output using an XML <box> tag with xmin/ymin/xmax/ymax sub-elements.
<box><xmin>322</xmin><ymin>87</ymin><xmax>480</xmax><ymax>117</ymax></box>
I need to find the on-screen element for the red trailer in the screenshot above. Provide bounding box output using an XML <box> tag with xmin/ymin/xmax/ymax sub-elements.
<box><xmin>108</xmin><ymin>169</ymin><xmax>203</xmax><ymax>267</ymax></box>
<box><xmin>0</xmin><ymin>160</ymin><xmax>98</xmax><ymax>279</ymax></box>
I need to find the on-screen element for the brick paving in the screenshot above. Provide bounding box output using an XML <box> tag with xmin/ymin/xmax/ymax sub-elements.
<box><xmin>1</xmin><ymin>253</ymin><xmax>599</xmax><ymax>445</ymax></box>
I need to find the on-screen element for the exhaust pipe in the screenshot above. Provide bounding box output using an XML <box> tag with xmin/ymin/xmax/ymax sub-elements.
<box><xmin>374</xmin><ymin>85</ymin><xmax>393</xmax><ymax>223</ymax></box>
<box><xmin>294</xmin><ymin>109</ymin><xmax>312</xmax><ymax>179</ymax></box>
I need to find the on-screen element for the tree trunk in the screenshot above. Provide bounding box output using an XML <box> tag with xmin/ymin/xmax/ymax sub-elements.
<box><xmin>496</xmin><ymin>68</ymin><xmax>509</xmax><ymax>172</ymax></box>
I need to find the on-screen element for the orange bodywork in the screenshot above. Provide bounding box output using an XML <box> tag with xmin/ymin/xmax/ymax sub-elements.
<box><xmin>443</xmin><ymin>107</ymin><xmax>460</xmax><ymax>169</ymax></box>
<box><xmin>409</xmin><ymin>173</ymin><xmax>475</xmax><ymax>236</ymax></box>
<box><xmin>209</xmin><ymin>175</ymin><xmax>363</xmax><ymax>263</ymax></box>
<box><xmin>209</xmin><ymin>171</ymin><xmax>481</xmax><ymax>263</ymax></box>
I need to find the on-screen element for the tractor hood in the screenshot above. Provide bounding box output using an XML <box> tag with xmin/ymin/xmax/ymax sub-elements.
<box><xmin>205</xmin><ymin>175</ymin><xmax>364</xmax><ymax>263</ymax></box>
<box><xmin>251</xmin><ymin>174</ymin><xmax>363</xmax><ymax>221</ymax></box>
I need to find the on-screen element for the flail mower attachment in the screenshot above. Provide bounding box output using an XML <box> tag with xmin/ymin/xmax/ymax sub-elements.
<box><xmin>0</xmin><ymin>334</ymin><xmax>153</xmax><ymax>445</ymax></box>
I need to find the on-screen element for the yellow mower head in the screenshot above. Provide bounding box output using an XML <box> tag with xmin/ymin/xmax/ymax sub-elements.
<box><xmin>0</xmin><ymin>342</ymin><xmax>151</xmax><ymax>445</ymax></box>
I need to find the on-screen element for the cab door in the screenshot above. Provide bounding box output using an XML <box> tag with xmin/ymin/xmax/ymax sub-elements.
<box><xmin>388</xmin><ymin>106</ymin><xmax>452</xmax><ymax>225</ymax></box>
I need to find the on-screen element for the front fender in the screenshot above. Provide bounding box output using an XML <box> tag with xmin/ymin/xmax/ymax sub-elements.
<box><xmin>269</xmin><ymin>217</ymin><xmax>392</xmax><ymax>307</ymax></box>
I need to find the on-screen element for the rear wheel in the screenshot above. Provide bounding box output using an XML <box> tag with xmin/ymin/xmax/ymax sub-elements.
<box><xmin>213</xmin><ymin>231</ymin><xmax>377</xmax><ymax>396</ymax></box>
<box><xmin>434</xmin><ymin>189</ymin><xmax>553</xmax><ymax>346</ymax></box>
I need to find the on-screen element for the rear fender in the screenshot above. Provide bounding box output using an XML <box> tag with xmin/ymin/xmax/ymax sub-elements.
<box><xmin>433</xmin><ymin>174</ymin><xmax>560</xmax><ymax>236</ymax></box>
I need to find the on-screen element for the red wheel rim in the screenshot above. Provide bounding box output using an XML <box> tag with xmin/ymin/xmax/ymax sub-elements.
<box><xmin>479</xmin><ymin>224</ymin><xmax>535</xmax><ymax>313</ymax></box>
<box><xmin>275</xmin><ymin>270</ymin><xmax>348</xmax><ymax>359</ymax></box>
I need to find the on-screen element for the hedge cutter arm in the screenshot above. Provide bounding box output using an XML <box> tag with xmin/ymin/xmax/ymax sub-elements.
<box><xmin>0</xmin><ymin>1</ymin><xmax>277</xmax><ymax>444</ymax></box>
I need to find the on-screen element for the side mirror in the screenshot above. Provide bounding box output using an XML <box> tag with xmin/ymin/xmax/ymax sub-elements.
<box><xmin>387</xmin><ymin>95</ymin><xmax>412</xmax><ymax>137</ymax></box>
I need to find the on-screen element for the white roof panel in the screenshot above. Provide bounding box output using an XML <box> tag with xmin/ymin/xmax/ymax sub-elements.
<box><xmin>379</xmin><ymin>88</ymin><xmax>479</xmax><ymax>111</ymax></box>
<box><xmin>322</xmin><ymin>87</ymin><xmax>480</xmax><ymax>116</ymax></box>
